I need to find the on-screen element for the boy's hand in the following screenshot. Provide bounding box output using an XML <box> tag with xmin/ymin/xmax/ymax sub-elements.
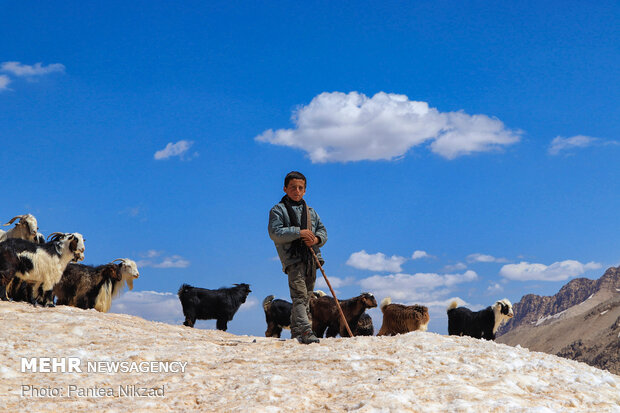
<box><xmin>300</xmin><ymin>229</ymin><xmax>317</xmax><ymax>246</ymax></box>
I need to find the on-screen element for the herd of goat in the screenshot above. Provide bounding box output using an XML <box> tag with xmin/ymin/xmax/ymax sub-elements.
<box><xmin>178</xmin><ymin>274</ymin><xmax>514</xmax><ymax>341</ymax></box>
<box><xmin>1</xmin><ymin>213</ymin><xmax>515</xmax><ymax>341</ymax></box>
<box><xmin>0</xmin><ymin>214</ymin><xmax>139</xmax><ymax>312</ymax></box>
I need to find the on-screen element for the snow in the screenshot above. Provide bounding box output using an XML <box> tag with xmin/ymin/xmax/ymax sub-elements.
<box><xmin>535</xmin><ymin>310</ymin><xmax>567</xmax><ymax>326</ymax></box>
<box><xmin>1</xmin><ymin>301</ymin><xmax>619</xmax><ymax>412</ymax></box>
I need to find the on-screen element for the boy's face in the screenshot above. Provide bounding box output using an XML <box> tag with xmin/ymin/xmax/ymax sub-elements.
<box><xmin>284</xmin><ymin>178</ymin><xmax>306</xmax><ymax>202</ymax></box>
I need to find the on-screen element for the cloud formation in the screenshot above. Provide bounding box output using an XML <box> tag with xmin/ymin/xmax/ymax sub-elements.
<box><xmin>359</xmin><ymin>270</ymin><xmax>478</xmax><ymax>302</ymax></box>
<box><xmin>0</xmin><ymin>75</ymin><xmax>10</xmax><ymax>91</ymax></box>
<box><xmin>467</xmin><ymin>253</ymin><xmax>508</xmax><ymax>264</ymax></box>
<box><xmin>444</xmin><ymin>262</ymin><xmax>467</xmax><ymax>272</ymax></box>
<box><xmin>154</xmin><ymin>140</ymin><xmax>197</xmax><ymax>160</ymax></box>
<box><xmin>548</xmin><ymin>135</ymin><xmax>600</xmax><ymax>155</ymax></box>
<box><xmin>1</xmin><ymin>61</ymin><xmax>65</xmax><ymax>77</ymax></box>
<box><xmin>346</xmin><ymin>250</ymin><xmax>407</xmax><ymax>272</ymax></box>
<box><xmin>499</xmin><ymin>260</ymin><xmax>601</xmax><ymax>282</ymax></box>
<box><xmin>412</xmin><ymin>250</ymin><xmax>431</xmax><ymax>260</ymax></box>
<box><xmin>136</xmin><ymin>251</ymin><xmax>190</xmax><ymax>269</ymax></box>
<box><xmin>256</xmin><ymin>91</ymin><xmax>521</xmax><ymax>162</ymax></box>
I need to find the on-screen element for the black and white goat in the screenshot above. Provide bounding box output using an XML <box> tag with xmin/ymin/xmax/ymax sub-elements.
<box><xmin>0</xmin><ymin>232</ymin><xmax>85</xmax><ymax>306</ymax></box>
<box><xmin>0</xmin><ymin>214</ymin><xmax>39</xmax><ymax>243</ymax></box>
<box><xmin>447</xmin><ymin>299</ymin><xmax>513</xmax><ymax>340</ymax></box>
<box><xmin>178</xmin><ymin>283</ymin><xmax>251</xmax><ymax>330</ymax></box>
<box><xmin>54</xmin><ymin>258</ymin><xmax>139</xmax><ymax>312</ymax></box>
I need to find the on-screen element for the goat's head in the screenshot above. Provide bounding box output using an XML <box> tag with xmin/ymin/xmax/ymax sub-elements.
<box><xmin>360</xmin><ymin>292</ymin><xmax>378</xmax><ymax>309</ymax></box>
<box><xmin>494</xmin><ymin>298</ymin><xmax>514</xmax><ymax>319</ymax></box>
<box><xmin>4</xmin><ymin>214</ymin><xmax>38</xmax><ymax>239</ymax></box>
<box><xmin>48</xmin><ymin>232</ymin><xmax>85</xmax><ymax>262</ymax></box>
<box><xmin>112</xmin><ymin>258</ymin><xmax>139</xmax><ymax>290</ymax></box>
<box><xmin>233</xmin><ymin>283</ymin><xmax>252</xmax><ymax>302</ymax></box>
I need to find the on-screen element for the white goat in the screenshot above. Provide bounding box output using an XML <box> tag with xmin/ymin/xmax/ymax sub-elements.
<box><xmin>0</xmin><ymin>214</ymin><xmax>39</xmax><ymax>243</ymax></box>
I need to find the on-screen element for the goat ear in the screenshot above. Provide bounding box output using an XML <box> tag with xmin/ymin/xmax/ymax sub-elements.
<box><xmin>69</xmin><ymin>238</ymin><xmax>78</xmax><ymax>251</ymax></box>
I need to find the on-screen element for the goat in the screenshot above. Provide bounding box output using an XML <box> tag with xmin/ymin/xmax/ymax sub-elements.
<box><xmin>0</xmin><ymin>232</ymin><xmax>85</xmax><ymax>306</ymax></box>
<box><xmin>54</xmin><ymin>258</ymin><xmax>139</xmax><ymax>312</ymax></box>
<box><xmin>262</xmin><ymin>291</ymin><xmax>327</xmax><ymax>338</ymax></box>
<box><xmin>354</xmin><ymin>312</ymin><xmax>374</xmax><ymax>336</ymax></box>
<box><xmin>447</xmin><ymin>299</ymin><xmax>513</xmax><ymax>340</ymax></box>
<box><xmin>377</xmin><ymin>297</ymin><xmax>429</xmax><ymax>336</ymax></box>
<box><xmin>263</xmin><ymin>295</ymin><xmax>293</xmax><ymax>338</ymax></box>
<box><xmin>0</xmin><ymin>214</ymin><xmax>39</xmax><ymax>243</ymax></box>
<box><xmin>310</xmin><ymin>292</ymin><xmax>377</xmax><ymax>338</ymax></box>
<box><xmin>178</xmin><ymin>283</ymin><xmax>251</xmax><ymax>330</ymax></box>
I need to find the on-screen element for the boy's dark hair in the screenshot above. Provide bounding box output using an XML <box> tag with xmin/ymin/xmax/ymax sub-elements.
<box><xmin>284</xmin><ymin>171</ymin><xmax>306</xmax><ymax>187</ymax></box>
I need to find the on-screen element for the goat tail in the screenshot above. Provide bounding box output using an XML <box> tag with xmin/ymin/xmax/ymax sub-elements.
<box><xmin>262</xmin><ymin>295</ymin><xmax>274</xmax><ymax>312</ymax></box>
<box><xmin>380</xmin><ymin>297</ymin><xmax>392</xmax><ymax>312</ymax></box>
<box><xmin>177</xmin><ymin>284</ymin><xmax>193</xmax><ymax>298</ymax></box>
<box><xmin>447</xmin><ymin>300</ymin><xmax>459</xmax><ymax>312</ymax></box>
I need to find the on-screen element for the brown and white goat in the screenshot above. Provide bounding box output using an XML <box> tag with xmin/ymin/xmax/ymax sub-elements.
<box><xmin>377</xmin><ymin>297</ymin><xmax>430</xmax><ymax>336</ymax></box>
<box><xmin>54</xmin><ymin>258</ymin><xmax>139</xmax><ymax>312</ymax></box>
<box><xmin>310</xmin><ymin>292</ymin><xmax>377</xmax><ymax>338</ymax></box>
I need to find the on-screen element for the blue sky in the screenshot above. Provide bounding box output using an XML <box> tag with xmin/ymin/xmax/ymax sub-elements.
<box><xmin>2</xmin><ymin>1</ymin><xmax>618</xmax><ymax>336</ymax></box>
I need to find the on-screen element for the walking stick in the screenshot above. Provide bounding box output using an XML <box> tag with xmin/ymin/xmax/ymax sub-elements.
<box><xmin>308</xmin><ymin>247</ymin><xmax>354</xmax><ymax>337</ymax></box>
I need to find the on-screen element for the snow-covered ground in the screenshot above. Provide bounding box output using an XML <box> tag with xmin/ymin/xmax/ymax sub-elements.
<box><xmin>0</xmin><ymin>301</ymin><xmax>618</xmax><ymax>412</ymax></box>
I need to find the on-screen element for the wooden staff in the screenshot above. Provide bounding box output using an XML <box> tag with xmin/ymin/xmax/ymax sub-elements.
<box><xmin>308</xmin><ymin>247</ymin><xmax>353</xmax><ymax>337</ymax></box>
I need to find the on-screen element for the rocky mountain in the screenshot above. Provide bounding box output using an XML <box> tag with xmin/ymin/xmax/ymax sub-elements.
<box><xmin>497</xmin><ymin>266</ymin><xmax>620</xmax><ymax>374</ymax></box>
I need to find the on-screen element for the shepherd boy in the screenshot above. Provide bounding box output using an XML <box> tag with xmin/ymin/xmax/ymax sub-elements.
<box><xmin>268</xmin><ymin>171</ymin><xmax>327</xmax><ymax>344</ymax></box>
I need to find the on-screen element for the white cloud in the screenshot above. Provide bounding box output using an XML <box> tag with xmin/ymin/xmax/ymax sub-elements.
<box><xmin>0</xmin><ymin>75</ymin><xmax>10</xmax><ymax>91</ymax></box>
<box><xmin>136</xmin><ymin>253</ymin><xmax>190</xmax><ymax>269</ymax></box>
<box><xmin>548</xmin><ymin>135</ymin><xmax>600</xmax><ymax>155</ymax></box>
<box><xmin>412</xmin><ymin>250</ymin><xmax>431</xmax><ymax>260</ymax></box>
<box><xmin>486</xmin><ymin>283</ymin><xmax>504</xmax><ymax>294</ymax></box>
<box><xmin>154</xmin><ymin>140</ymin><xmax>197</xmax><ymax>160</ymax></box>
<box><xmin>359</xmin><ymin>270</ymin><xmax>478</xmax><ymax>302</ymax></box>
<box><xmin>255</xmin><ymin>91</ymin><xmax>521</xmax><ymax>163</ymax></box>
<box><xmin>1</xmin><ymin>61</ymin><xmax>65</xmax><ymax>77</ymax></box>
<box><xmin>467</xmin><ymin>253</ymin><xmax>508</xmax><ymax>264</ymax></box>
<box><xmin>143</xmin><ymin>250</ymin><xmax>162</xmax><ymax>258</ymax></box>
<box><xmin>499</xmin><ymin>260</ymin><xmax>602</xmax><ymax>282</ymax></box>
<box><xmin>109</xmin><ymin>290</ymin><xmax>183</xmax><ymax>325</ymax></box>
<box><xmin>444</xmin><ymin>262</ymin><xmax>467</xmax><ymax>272</ymax></box>
<box><xmin>346</xmin><ymin>250</ymin><xmax>407</xmax><ymax>272</ymax></box>
<box><xmin>315</xmin><ymin>276</ymin><xmax>356</xmax><ymax>291</ymax></box>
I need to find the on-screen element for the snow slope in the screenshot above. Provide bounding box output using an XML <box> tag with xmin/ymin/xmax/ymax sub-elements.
<box><xmin>0</xmin><ymin>302</ymin><xmax>618</xmax><ymax>412</ymax></box>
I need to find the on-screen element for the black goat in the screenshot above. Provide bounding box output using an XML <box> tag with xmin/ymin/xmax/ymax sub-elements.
<box><xmin>178</xmin><ymin>283</ymin><xmax>251</xmax><ymax>330</ymax></box>
<box><xmin>263</xmin><ymin>295</ymin><xmax>293</xmax><ymax>338</ymax></box>
<box><xmin>447</xmin><ymin>299</ymin><xmax>513</xmax><ymax>340</ymax></box>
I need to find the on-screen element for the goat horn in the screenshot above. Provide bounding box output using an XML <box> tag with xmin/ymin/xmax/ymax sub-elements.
<box><xmin>111</xmin><ymin>259</ymin><xmax>126</xmax><ymax>264</ymax></box>
<box><xmin>47</xmin><ymin>232</ymin><xmax>65</xmax><ymax>241</ymax></box>
<box><xmin>4</xmin><ymin>215</ymin><xmax>25</xmax><ymax>226</ymax></box>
